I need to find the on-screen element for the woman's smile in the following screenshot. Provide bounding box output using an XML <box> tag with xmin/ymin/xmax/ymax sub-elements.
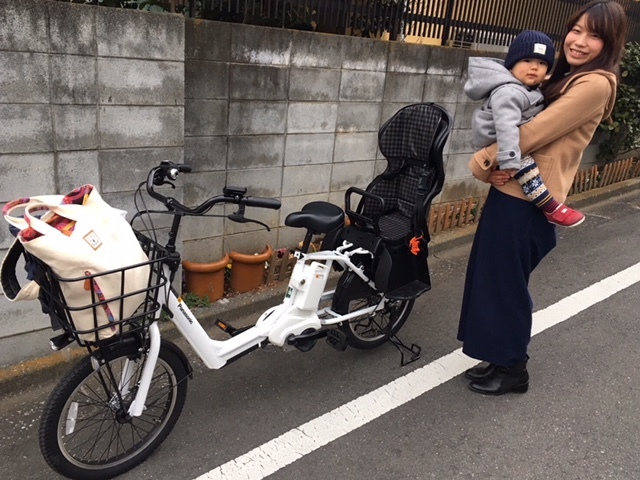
<box><xmin>564</xmin><ymin>14</ymin><xmax>604</xmax><ymax>70</ymax></box>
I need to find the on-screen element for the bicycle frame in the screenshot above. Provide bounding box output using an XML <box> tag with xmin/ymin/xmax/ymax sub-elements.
<box><xmin>127</xmin><ymin>240</ymin><xmax>383</xmax><ymax>417</ymax></box>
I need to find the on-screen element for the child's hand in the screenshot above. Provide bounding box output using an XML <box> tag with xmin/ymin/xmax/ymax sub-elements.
<box><xmin>488</xmin><ymin>170</ymin><xmax>513</xmax><ymax>186</ymax></box>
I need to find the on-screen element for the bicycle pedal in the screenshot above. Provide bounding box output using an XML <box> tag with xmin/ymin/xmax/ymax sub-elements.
<box><xmin>214</xmin><ymin>319</ymin><xmax>237</xmax><ymax>336</ymax></box>
<box><xmin>326</xmin><ymin>329</ymin><xmax>348</xmax><ymax>352</ymax></box>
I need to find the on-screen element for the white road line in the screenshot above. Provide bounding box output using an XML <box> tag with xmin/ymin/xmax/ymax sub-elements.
<box><xmin>195</xmin><ymin>262</ymin><xmax>640</xmax><ymax>480</ymax></box>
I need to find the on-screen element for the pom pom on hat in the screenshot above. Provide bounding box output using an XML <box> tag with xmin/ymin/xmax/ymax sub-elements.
<box><xmin>504</xmin><ymin>30</ymin><xmax>556</xmax><ymax>71</ymax></box>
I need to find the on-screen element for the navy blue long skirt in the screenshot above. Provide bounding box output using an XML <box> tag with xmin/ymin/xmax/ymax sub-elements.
<box><xmin>457</xmin><ymin>187</ymin><xmax>557</xmax><ymax>367</ymax></box>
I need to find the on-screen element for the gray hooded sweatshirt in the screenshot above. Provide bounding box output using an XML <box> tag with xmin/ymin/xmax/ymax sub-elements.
<box><xmin>465</xmin><ymin>57</ymin><xmax>546</xmax><ymax>170</ymax></box>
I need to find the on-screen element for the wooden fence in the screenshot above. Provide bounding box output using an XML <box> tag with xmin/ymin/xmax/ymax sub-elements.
<box><xmin>265</xmin><ymin>251</ymin><xmax>297</xmax><ymax>283</ymax></box>
<box><xmin>568</xmin><ymin>156</ymin><xmax>640</xmax><ymax>196</ymax></box>
<box><xmin>428</xmin><ymin>156</ymin><xmax>640</xmax><ymax>235</ymax></box>
<box><xmin>428</xmin><ymin>196</ymin><xmax>484</xmax><ymax>235</ymax></box>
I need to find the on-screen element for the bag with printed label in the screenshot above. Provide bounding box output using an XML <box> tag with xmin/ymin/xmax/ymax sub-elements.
<box><xmin>2</xmin><ymin>186</ymin><xmax>149</xmax><ymax>342</ymax></box>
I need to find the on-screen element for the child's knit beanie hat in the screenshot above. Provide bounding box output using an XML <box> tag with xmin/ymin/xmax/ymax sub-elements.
<box><xmin>504</xmin><ymin>30</ymin><xmax>556</xmax><ymax>70</ymax></box>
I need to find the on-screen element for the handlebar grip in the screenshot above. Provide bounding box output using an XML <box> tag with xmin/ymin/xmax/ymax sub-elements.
<box><xmin>179</xmin><ymin>164</ymin><xmax>192</xmax><ymax>173</ymax></box>
<box><xmin>244</xmin><ymin>197</ymin><xmax>281</xmax><ymax>210</ymax></box>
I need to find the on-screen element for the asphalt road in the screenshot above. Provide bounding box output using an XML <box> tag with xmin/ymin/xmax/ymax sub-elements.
<box><xmin>1</xmin><ymin>184</ymin><xmax>639</xmax><ymax>480</ymax></box>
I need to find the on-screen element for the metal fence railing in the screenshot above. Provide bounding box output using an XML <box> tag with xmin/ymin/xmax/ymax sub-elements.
<box><xmin>57</xmin><ymin>1</ymin><xmax>640</xmax><ymax>47</ymax></box>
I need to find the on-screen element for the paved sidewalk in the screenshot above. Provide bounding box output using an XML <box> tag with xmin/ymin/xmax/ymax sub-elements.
<box><xmin>1</xmin><ymin>177</ymin><xmax>638</xmax><ymax>397</ymax></box>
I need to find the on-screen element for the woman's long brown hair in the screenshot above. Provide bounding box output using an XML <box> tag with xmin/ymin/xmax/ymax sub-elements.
<box><xmin>543</xmin><ymin>0</ymin><xmax>628</xmax><ymax>103</ymax></box>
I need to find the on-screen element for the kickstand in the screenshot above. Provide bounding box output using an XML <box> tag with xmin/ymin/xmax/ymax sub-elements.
<box><xmin>387</xmin><ymin>333</ymin><xmax>421</xmax><ymax>367</ymax></box>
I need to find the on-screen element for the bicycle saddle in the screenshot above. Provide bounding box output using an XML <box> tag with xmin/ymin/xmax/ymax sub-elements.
<box><xmin>285</xmin><ymin>201</ymin><xmax>344</xmax><ymax>234</ymax></box>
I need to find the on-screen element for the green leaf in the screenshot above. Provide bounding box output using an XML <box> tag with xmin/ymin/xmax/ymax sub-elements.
<box><xmin>599</xmin><ymin>42</ymin><xmax>640</xmax><ymax>161</ymax></box>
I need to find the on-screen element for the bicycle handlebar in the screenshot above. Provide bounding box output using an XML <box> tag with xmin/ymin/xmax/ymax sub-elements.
<box><xmin>145</xmin><ymin>161</ymin><xmax>281</xmax><ymax>218</ymax></box>
<box><xmin>244</xmin><ymin>197</ymin><xmax>281</xmax><ymax>209</ymax></box>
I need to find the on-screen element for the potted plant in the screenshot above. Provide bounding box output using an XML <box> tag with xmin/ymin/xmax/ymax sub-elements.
<box><xmin>229</xmin><ymin>245</ymin><xmax>273</xmax><ymax>293</ymax></box>
<box><xmin>182</xmin><ymin>253</ymin><xmax>230</xmax><ymax>302</ymax></box>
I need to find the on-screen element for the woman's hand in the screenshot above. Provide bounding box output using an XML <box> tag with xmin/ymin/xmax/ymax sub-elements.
<box><xmin>487</xmin><ymin>169</ymin><xmax>514</xmax><ymax>186</ymax></box>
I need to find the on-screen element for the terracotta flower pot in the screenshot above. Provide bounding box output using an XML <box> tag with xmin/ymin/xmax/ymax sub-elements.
<box><xmin>229</xmin><ymin>245</ymin><xmax>273</xmax><ymax>293</ymax></box>
<box><xmin>182</xmin><ymin>253</ymin><xmax>230</xmax><ymax>302</ymax></box>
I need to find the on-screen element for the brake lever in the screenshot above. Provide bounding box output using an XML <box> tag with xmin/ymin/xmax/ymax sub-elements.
<box><xmin>226</xmin><ymin>214</ymin><xmax>271</xmax><ymax>232</ymax></box>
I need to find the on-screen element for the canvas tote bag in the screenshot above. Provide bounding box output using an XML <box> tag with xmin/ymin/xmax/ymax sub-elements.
<box><xmin>2</xmin><ymin>186</ymin><xmax>150</xmax><ymax>341</ymax></box>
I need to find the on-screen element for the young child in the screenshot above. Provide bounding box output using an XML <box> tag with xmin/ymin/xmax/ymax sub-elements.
<box><xmin>465</xmin><ymin>30</ymin><xmax>584</xmax><ymax>227</ymax></box>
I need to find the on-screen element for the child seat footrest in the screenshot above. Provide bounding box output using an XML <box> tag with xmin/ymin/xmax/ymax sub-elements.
<box><xmin>385</xmin><ymin>280</ymin><xmax>431</xmax><ymax>300</ymax></box>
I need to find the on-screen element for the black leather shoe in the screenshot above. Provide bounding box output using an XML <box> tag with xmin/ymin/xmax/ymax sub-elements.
<box><xmin>468</xmin><ymin>360</ymin><xmax>529</xmax><ymax>396</ymax></box>
<box><xmin>464</xmin><ymin>363</ymin><xmax>498</xmax><ymax>381</ymax></box>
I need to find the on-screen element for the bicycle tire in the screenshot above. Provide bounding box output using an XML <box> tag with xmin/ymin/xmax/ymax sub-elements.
<box><xmin>39</xmin><ymin>341</ymin><xmax>188</xmax><ymax>480</ymax></box>
<box><xmin>340</xmin><ymin>296</ymin><xmax>414</xmax><ymax>349</ymax></box>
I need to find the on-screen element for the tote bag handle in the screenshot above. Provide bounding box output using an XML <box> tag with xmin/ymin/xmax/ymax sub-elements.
<box><xmin>3</xmin><ymin>195</ymin><xmax>65</xmax><ymax>231</ymax></box>
<box><xmin>22</xmin><ymin>188</ymin><xmax>123</xmax><ymax>239</ymax></box>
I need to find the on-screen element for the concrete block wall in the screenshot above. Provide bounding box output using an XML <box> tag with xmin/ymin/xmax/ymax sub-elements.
<box><xmin>183</xmin><ymin>19</ymin><xmax>493</xmax><ymax>263</ymax></box>
<box><xmin>0</xmin><ymin>0</ymin><xmax>184</xmax><ymax>365</ymax></box>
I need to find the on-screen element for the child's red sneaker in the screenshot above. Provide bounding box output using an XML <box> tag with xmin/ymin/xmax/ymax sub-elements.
<box><xmin>544</xmin><ymin>204</ymin><xmax>585</xmax><ymax>227</ymax></box>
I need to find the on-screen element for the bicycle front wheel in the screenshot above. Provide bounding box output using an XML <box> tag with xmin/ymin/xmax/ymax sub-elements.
<box><xmin>39</xmin><ymin>341</ymin><xmax>189</xmax><ymax>480</ymax></box>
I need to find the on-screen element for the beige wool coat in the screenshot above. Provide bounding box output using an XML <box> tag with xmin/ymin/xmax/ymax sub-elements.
<box><xmin>469</xmin><ymin>70</ymin><xmax>617</xmax><ymax>203</ymax></box>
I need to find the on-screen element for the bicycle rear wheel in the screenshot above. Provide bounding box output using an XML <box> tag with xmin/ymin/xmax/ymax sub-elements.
<box><xmin>39</xmin><ymin>341</ymin><xmax>188</xmax><ymax>480</ymax></box>
<box><xmin>340</xmin><ymin>296</ymin><xmax>414</xmax><ymax>349</ymax></box>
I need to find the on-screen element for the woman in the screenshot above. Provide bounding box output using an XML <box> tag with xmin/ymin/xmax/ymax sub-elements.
<box><xmin>457</xmin><ymin>0</ymin><xmax>628</xmax><ymax>395</ymax></box>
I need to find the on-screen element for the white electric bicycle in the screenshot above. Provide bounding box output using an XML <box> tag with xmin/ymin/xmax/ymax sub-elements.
<box><xmin>8</xmin><ymin>103</ymin><xmax>451</xmax><ymax>479</ymax></box>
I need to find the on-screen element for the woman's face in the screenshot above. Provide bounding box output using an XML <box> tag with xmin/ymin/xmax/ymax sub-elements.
<box><xmin>564</xmin><ymin>14</ymin><xmax>605</xmax><ymax>70</ymax></box>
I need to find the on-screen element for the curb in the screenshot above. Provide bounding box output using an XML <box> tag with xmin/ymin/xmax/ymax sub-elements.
<box><xmin>1</xmin><ymin>177</ymin><xmax>638</xmax><ymax>391</ymax></box>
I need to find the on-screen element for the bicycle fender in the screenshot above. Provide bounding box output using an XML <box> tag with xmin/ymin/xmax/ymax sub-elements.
<box><xmin>331</xmin><ymin>269</ymin><xmax>376</xmax><ymax>315</ymax></box>
<box><xmin>161</xmin><ymin>339</ymin><xmax>193</xmax><ymax>379</ymax></box>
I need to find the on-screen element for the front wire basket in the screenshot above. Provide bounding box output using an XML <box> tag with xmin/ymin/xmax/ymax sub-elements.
<box><xmin>30</xmin><ymin>231</ymin><xmax>170</xmax><ymax>347</ymax></box>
